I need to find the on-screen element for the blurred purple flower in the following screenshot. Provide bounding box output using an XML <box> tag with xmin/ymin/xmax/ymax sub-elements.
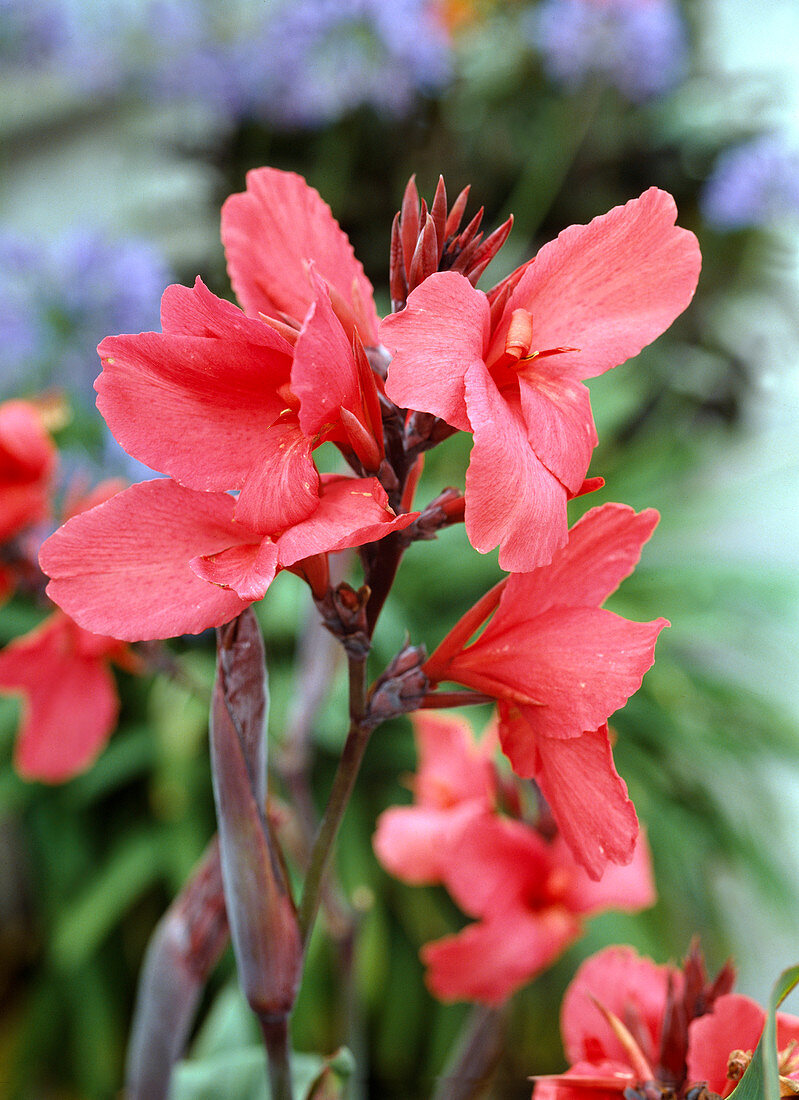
<box><xmin>0</xmin><ymin>229</ymin><xmax>170</xmax><ymax>406</ymax></box>
<box><xmin>529</xmin><ymin>0</ymin><xmax>688</xmax><ymax>102</ymax></box>
<box><xmin>701</xmin><ymin>135</ymin><xmax>799</xmax><ymax>231</ymax></box>
<box><xmin>251</xmin><ymin>0</ymin><xmax>453</xmax><ymax>127</ymax></box>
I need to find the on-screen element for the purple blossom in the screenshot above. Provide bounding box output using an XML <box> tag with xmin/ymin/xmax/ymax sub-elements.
<box><xmin>529</xmin><ymin>0</ymin><xmax>688</xmax><ymax>102</ymax></box>
<box><xmin>251</xmin><ymin>0</ymin><xmax>453</xmax><ymax>127</ymax></box>
<box><xmin>701</xmin><ymin>135</ymin><xmax>799</xmax><ymax>231</ymax></box>
<box><xmin>0</xmin><ymin>229</ymin><xmax>170</xmax><ymax>407</ymax></box>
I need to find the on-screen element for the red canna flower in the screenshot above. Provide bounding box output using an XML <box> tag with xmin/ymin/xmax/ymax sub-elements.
<box><xmin>0</xmin><ymin>399</ymin><xmax>56</xmax><ymax>543</ymax></box>
<box><xmin>40</xmin><ymin>475</ymin><xmax>415</xmax><ymax>642</ymax></box>
<box><xmin>423</xmin><ymin>503</ymin><xmax>668</xmax><ymax>878</ymax></box>
<box><xmin>532</xmin><ymin>945</ymin><xmax>784</xmax><ymax>1100</ymax></box>
<box><xmin>0</xmin><ymin>477</ymin><xmax>138</xmax><ymax>781</ymax></box>
<box><xmin>381</xmin><ymin>189</ymin><xmax>701</xmax><ymax>570</ymax></box>
<box><xmin>374</xmin><ymin>712</ymin><xmax>654</xmax><ymax>1006</ymax></box>
<box><xmin>0</xmin><ymin>609</ymin><xmax>137</xmax><ymax>782</ymax></box>
<box><xmin>422</xmin><ymin>813</ymin><xmax>654</xmax><ymax>1006</ymax></box>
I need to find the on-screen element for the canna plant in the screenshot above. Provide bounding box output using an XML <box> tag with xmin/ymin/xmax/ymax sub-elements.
<box><xmin>30</xmin><ymin>166</ymin><xmax>726</xmax><ymax>1098</ymax></box>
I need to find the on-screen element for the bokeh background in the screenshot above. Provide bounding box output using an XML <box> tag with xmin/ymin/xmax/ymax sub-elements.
<box><xmin>2</xmin><ymin>0</ymin><xmax>799</xmax><ymax>1096</ymax></box>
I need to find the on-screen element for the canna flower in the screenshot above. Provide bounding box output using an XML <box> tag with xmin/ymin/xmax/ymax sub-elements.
<box><xmin>0</xmin><ymin>399</ymin><xmax>56</xmax><ymax>543</ymax></box>
<box><xmin>382</xmin><ymin>189</ymin><xmax>700</xmax><ymax>570</ymax></box>
<box><xmin>422</xmin><ymin>813</ymin><xmax>654</xmax><ymax>1006</ymax></box>
<box><xmin>0</xmin><ymin>610</ymin><xmax>136</xmax><ymax>782</ymax></box>
<box><xmin>0</xmin><ymin>476</ymin><xmax>137</xmax><ymax>782</ymax></box>
<box><xmin>374</xmin><ymin>712</ymin><xmax>653</xmax><ymax>1006</ymax></box>
<box><xmin>532</xmin><ymin>944</ymin><xmax>772</xmax><ymax>1100</ymax></box>
<box><xmin>40</xmin><ymin>474</ymin><xmax>415</xmax><ymax>642</ymax></box>
<box><xmin>424</xmin><ymin>503</ymin><xmax>667</xmax><ymax>878</ymax></box>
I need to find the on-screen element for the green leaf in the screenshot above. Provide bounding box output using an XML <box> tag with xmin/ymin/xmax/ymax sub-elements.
<box><xmin>729</xmin><ymin>964</ymin><xmax>799</xmax><ymax>1099</ymax></box>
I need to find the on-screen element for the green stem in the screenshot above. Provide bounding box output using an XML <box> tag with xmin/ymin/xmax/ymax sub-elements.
<box><xmin>297</xmin><ymin>655</ymin><xmax>369</xmax><ymax>946</ymax></box>
<box><xmin>259</xmin><ymin>1016</ymin><xmax>293</xmax><ymax>1100</ymax></box>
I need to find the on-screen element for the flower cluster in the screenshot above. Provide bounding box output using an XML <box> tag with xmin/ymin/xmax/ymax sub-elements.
<box><xmin>37</xmin><ymin>167</ymin><xmax>700</xmax><ymax>1036</ymax></box>
<box><xmin>374</xmin><ymin>711</ymin><xmax>654</xmax><ymax>1005</ymax></box>
<box><xmin>533</xmin><ymin>943</ymin><xmax>799</xmax><ymax>1099</ymax></box>
<box><xmin>41</xmin><ymin>166</ymin><xmax>698</xmax><ymax>827</ymax></box>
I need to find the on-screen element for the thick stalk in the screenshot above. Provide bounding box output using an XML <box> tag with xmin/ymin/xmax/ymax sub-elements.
<box><xmin>260</xmin><ymin>1016</ymin><xmax>294</xmax><ymax>1100</ymax></box>
<box><xmin>297</xmin><ymin>654</ymin><xmax>369</xmax><ymax>945</ymax></box>
<box><xmin>432</xmin><ymin>1005</ymin><xmax>505</xmax><ymax>1100</ymax></box>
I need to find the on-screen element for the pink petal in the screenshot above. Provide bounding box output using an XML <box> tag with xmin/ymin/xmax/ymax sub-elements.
<box><xmin>234</xmin><ymin>418</ymin><xmax>320</xmax><ymax>533</ymax></box>
<box><xmin>221</xmin><ymin>167</ymin><xmax>380</xmax><ymax>342</ymax></box>
<box><xmin>96</xmin><ymin>327</ymin><xmax>291</xmax><ymax>491</ymax></box>
<box><xmin>275</xmin><ymin>475</ymin><xmax>416</xmax><ymax>567</ymax></box>
<box><xmin>487</xmin><ymin>505</ymin><xmax>659</xmax><ymax>623</ymax></box>
<box><xmin>40</xmin><ymin>480</ymin><xmax>251</xmax><ymax>641</ymax></box>
<box><xmin>521</xmin><ymin>724</ymin><xmax>639</xmax><ymax>879</ymax></box>
<box><xmin>422</xmin><ymin>906</ymin><xmax>580</xmax><ymax>1006</ymax></box>
<box><xmin>160</xmin><ymin>277</ymin><xmax>294</xmax><ymax>350</ymax></box>
<box><xmin>382</xmin><ymin>271</ymin><xmax>485</xmax><ymax>431</ymax></box>
<box><xmin>455</xmin><ymin>607</ymin><xmax>667</xmax><ymax>740</ymax></box>
<box><xmin>412</xmin><ymin>710</ymin><xmax>496</xmax><ymax>809</ymax></box>
<box><xmin>517</xmin><ymin>362</ymin><xmax>597</xmax><ymax>494</ymax></box>
<box><xmin>464</xmin><ymin>361</ymin><xmax>567</xmax><ymax>571</ymax></box>
<box><xmin>558</xmin><ymin>831</ymin><xmax>656</xmax><ymax>916</ymax></box>
<box><xmin>504</xmin><ymin>188</ymin><xmax>701</xmax><ymax>381</ymax></box>
<box><xmin>533</xmin><ymin>1060</ymin><xmax>635</xmax><ymax>1099</ymax></box>
<box><xmin>686</xmin><ymin>994</ymin><xmax>766</xmax><ymax>1095</ymax></box>
<box><xmin>292</xmin><ymin>274</ymin><xmax>361</xmax><ymax>439</ymax></box>
<box><xmin>561</xmin><ymin>946</ymin><xmax>674</xmax><ymax>1068</ymax></box>
<box><xmin>373</xmin><ymin>801</ymin><xmax>485</xmax><ymax>885</ymax></box>
<box><xmin>190</xmin><ymin>539</ymin><xmax>280</xmax><ymax>602</ymax></box>
<box><xmin>0</xmin><ymin>613</ymin><xmax>119</xmax><ymax>782</ymax></box>
<box><xmin>440</xmin><ymin>813</ymin><xmax>553</xmax><ymax>918</ymax></box>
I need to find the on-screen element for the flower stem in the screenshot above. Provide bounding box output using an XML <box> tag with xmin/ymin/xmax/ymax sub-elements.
<box><xmin>297</xmin><ymin>654</ymin><xmax>369</xmax><ymax>946</ymax></box>
<box><xmin>432</xmin><ymin>1005</ymin><xmax>505</xmax><ymax>1100</ymax></box>
<box><xmin>259</xmin><ymin>1015</ymin><xmax>293</xmax><ymax>1100</ymax></box>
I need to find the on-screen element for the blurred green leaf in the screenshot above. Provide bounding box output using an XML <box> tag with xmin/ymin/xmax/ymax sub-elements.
<box><xmin>729</xmin><ymin>964</ymin><xmax>799</xmax><ymax>1099</ymax></box>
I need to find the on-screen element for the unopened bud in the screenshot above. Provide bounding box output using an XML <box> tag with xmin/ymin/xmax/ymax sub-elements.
<box><xmin>366</xmin><ymin>642</ymin><xmax>428</xmax><ymax>727</ymax></box>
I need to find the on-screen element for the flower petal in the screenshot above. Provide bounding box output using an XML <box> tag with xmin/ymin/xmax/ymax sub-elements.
<box><xmin>505</xmin><ymin>188</ymin><xmax>701</xmax><ymax>381</ymax></box>
<box><xmin>422</xmin><ymin>906</ymin><xmax>580</xmax><ymax>1006</ymax></box>
<box><xmin>518</xmin><ymin>722</ymin><xmax>639</xmax><ymax>878</ymax></box>
<box><xmin>221</xmin><ymin>167</ymin><xmax>380</xmax><ymax>342</ymax></box>
<box><xmin>411</xmin><ymin>710</ymin><xmax>496</xmax><ymax>809</ymax></box>
<box><xmin>486</xmin><ymin>504</ymin><xmax>660</xmax><ymax>621</ymax></box>
<box><xmin>96</xmin><ymin>325</ymin><xmax>291</xmax><ymax>491</ymax></box>
<box><xmin>464</xmin><ymin>361</ymin><xmax>567</xmax><ymax>571</ymax></box>
<box><xmin>40</xmin><ymin>480</ymin><xmax>251</xmax><ymax>641</ymax></box>
<box><xmin>440</xmin><ymin>813</ymin><xmax>553</xmax><ymax>917</ymax></box>
<box><xmin>517</xmin><ymin>362</ymin><xmax>597</xmax><ymax>493</ymax></box>
<box><xmin>160</xmin><ymin>277</ymin><xmax>294</xmax><ymax>350</ymax></box>
<box><xmin>558</xmin><ymin>831</ymin><xmax>656</xmax><ymax>916</ymax></box>
<box><xmin>686</xmin><ymin>994</ymin><xmax>768</xmax><ymax>1095</ymax></box>
<box><xmin>0</xmin><ymin>613</ymin><xmax>119</xmax><ymax>782</ymax></box>
<box><xmin>454</xmin><ymin>607</ymin><xmax>667</xmax><ymax>739</ymax></box>
<box><xmin>275</xmin><ymin>475</ymin><xmax>416</xmax><ymax>566</ymax></box>
<box><xmin>561</xmin><ymin>945</ymin><xmax>675</xmax><ymax>1068</ymax></box>
<box><xmin>190</xmin><ymin>539</ymin><xmax>280</xmax><ymax>603</ymax></box>
<box><xmin>382</xmin><ymin>271</ymin><xmax>485</xmax><ymax>431</ymax></box>
<box><xmin>373</xmin><ymin>802</ymin><xmax>485</xmax><ymax>885</ymax></box>
<box><xmin>234</xmin><ymin>418</ymin><xmax>320</xmax><ymax>534</ymax></box>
